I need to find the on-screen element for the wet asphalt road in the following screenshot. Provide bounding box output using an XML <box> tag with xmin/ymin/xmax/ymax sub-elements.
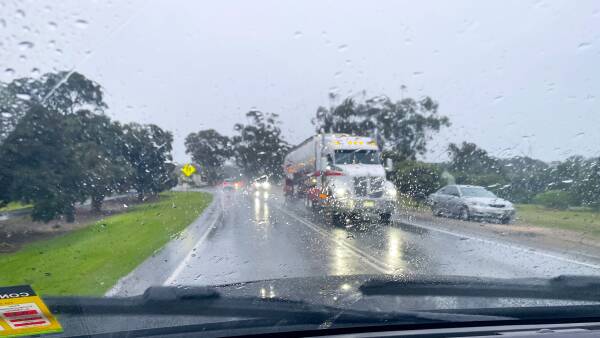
<box><xmin>158</xmin><ymin>188</ymin><xmax>600</xmax><ymax>289</ymax></box>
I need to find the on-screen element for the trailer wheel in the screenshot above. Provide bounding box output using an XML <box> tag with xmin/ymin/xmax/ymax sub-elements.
<box><xmin>305</xmin><ymin>197</ymin><xmax>319</xmax><ymax>213</ymax></box>
<box><xmin>380</xmin><ymin>212</ymin><xmax>392</xmax><ymax>225</ymax></box>
<box><xmin>331</xmin><ymin>212</ymin><xmax>346</xmax><ymax>227</ymax></box>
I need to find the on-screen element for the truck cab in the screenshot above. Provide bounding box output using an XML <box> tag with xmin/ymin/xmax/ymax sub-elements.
<box><xmin>317</xmin><ymin>135</ymin><xmax>396</xmax><ymax>224</ymax></box>
<box><xmin>285</xmin><ymin>134</ymin><xmax>397</xmax><ymax>226</ymax></box>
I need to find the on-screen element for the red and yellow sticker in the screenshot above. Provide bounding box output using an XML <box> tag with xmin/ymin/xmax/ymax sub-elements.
<box><xmin>0</xmin><ymin>285</ymin><xmax>62</xmax><ymax>337</ymax></box>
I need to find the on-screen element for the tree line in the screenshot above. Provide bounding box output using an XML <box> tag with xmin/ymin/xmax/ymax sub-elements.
<box><xmin>387</xmin><ymin>140</ymin><xmax>600</xmax><ymax>210</ymax></box>
<box><xmin>186</xmin><ymin>93</ymin><xmax>451</xmax><ymax>185</ymax></box>
<box><xmin>185</xmin><ymin>110</ymin><xmax>290</xmax><ymax>184</ymax></box>
<box><xmin>0</xmin><ymin>71</ymin><xmax>176</xmax><ymax>222</ymax></box>
<box><xmin>4</xmin><ymin>70</ymin><xmax>592</xmax><ymax>221</ymax></box>
<box><xmin>444</xmin><ymin>142</ymin><xmax>600</xmax><ymax>209</ymax></box>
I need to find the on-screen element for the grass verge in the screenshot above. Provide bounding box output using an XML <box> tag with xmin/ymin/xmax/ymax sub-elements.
<box><xmin>0</xmin><ymin>201</ymin><xmax>32</xmax><ymax>213</ymax></box>
<box><xmin>397</xmin><ymin>194</ymin><xmax>429</xmax><ymax>213</ymax></box>
<box><xmin>0</xmin><ymin>191</ymin><xmax>212</xmax><ymax>296</ymax></box>
<box><xmin>516</xmin><ymin>204</ymin><xmax>600</xmax><ymax>237</ymax></box>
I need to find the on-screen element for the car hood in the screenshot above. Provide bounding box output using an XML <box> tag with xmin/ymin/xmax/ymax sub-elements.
<box><xmin>464</xmin><ymin>197</ymin><xmax>512</xmax><ymax>206</ymax></box>
<box><xmin>335</xmin><ymin>164</ymin><xmax>385</xmax><ymax>177</ymax></box>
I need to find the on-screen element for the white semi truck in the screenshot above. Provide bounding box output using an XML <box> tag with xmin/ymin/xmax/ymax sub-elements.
<box><xmin>283</xmin><ymin>134</ymin><xmax>397</xmax><ymax>225</ymax></box>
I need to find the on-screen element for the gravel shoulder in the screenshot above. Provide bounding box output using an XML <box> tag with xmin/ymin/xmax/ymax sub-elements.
<box><xmin>397</xmin><ymin>207</ymin><xmax>600</xmax><ymax>264</ymax></box>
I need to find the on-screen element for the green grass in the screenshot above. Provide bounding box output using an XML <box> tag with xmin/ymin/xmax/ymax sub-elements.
<box><xmin>0</xmin><ymin>191</ymin><xmax>212</xmax><ymax>296</ymax></box>
<box><xmin>397</xmin><ymin>194</ymin><xmax>429</xmax><ymax>212</ymax></box>
<box><xmin>0</xmin><ymin>201</ymin><xmax>32</xmax><ymax>212</ymax></box>
<box><xmin>517</xmin><ymin>204</ymin><xmax>600</xmax><ymax>237</ymax></box>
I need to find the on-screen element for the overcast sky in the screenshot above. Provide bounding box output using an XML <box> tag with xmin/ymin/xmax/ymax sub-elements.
<box><xmin>1</xmin><ymin>0</ymin><xmax>599</xmax><ymax>163</ymax></box>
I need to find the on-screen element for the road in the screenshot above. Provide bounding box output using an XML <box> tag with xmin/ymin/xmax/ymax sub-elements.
<box><xmin>109</xmin><ymin>188</ymin><xmax>600</xmax><ymax>296</ymax></box>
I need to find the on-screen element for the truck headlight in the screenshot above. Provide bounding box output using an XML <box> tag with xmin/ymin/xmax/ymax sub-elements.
<box><xmin>334</xmin><ymin>187</ymin><xmax>348</xmax><ymax>197</ymax></box>
<box><xmin>262</xmin><ymin>182</ymin><xmax>270</xmax><ymax>189</ymax></box>
<box><xmin>385</xmin><ymin>186</ymin><xmax>397</xmax><ymax>198</ymax></box>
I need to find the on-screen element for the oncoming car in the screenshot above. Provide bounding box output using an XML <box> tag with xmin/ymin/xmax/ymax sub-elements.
<box><xmin>252</xmin><ymin>175</ymin><xmax>271</xmax><ymax>191</ymax></box>
<box><xmin>222</xmin><ymin>178</ymin><xmax>242</xmax><ymax>191</ymax></box>
<box><xmin>428</xmin><ymin>185</ymin><xmax>515</xmax><ymax>223</ymax></box>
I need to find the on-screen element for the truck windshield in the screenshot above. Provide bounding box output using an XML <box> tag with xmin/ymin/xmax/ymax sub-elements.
<box><xmin>334</xmin><ymin>150</ymin><xmax>380</xmax><ymax>165</ymax></box>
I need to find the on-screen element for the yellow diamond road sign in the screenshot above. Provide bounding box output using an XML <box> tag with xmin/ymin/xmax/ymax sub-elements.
<box><xmin>181</xmin><ymin>163</ymin><xmax>196</xmax><ymax>177</ymax></box>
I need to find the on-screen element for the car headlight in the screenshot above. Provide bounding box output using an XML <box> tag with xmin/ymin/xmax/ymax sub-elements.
<box><xmin>261</xmin><ymin>182</ymin><xmax>270</xmax><ymax>189</ymax></box>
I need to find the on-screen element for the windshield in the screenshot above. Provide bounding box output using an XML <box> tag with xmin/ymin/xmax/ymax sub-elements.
<box><xmin>335</xmin><ymin>150</ymin><xmax>380</xmax><ymax>165</ymax></box>
<box><xmin>460</xmin><ymin>187</ymin><xmax>497</xmax><ymax>198</ymax></box>
<box><xmin>1</xmin><ymin>1</ymin><xmax>599</xmax><ymax>336</ymax></box>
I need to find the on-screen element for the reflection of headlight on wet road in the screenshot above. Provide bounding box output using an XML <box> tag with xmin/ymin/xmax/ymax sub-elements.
<box><xmin>254</xmin><ymin>190</ymin><xmax>269</xmax><ymax>199</ymax></box>
<box><xmin>259</xmin><ymin>286</ymin><xmax>276</xmax><ymax>299</ymax></box>
<box><xmin>340</xmin><ymin>283</ymin><xmax>352</xmax><ymax>291</ymax></box>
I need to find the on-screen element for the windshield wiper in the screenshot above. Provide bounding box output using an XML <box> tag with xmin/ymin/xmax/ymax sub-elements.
<box><xmin>359</xmin><ymin>275</ymin><xmax>600</xmax><ymax>301</ymax></box>
<box><xmin>47</xmin><ymin>286</ymin><xmax>503</xmax><ymax>326</ymax></box>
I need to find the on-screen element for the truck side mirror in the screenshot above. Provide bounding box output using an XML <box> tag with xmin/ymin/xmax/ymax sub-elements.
<box><xmin>385</xmin><ymin>158</ymin><xmax>393</xmax><ymax>171</ymax></box>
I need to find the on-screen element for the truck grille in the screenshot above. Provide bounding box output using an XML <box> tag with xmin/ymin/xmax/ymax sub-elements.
<box><xmin>354</xmin><ymin>177</ymin><xmax>384</xmax><ymax>197</ymax></box>
<box><xmin>354</xmin><ymin>177</ymin><xmax>368</xmax><ymax>196</ymax></box>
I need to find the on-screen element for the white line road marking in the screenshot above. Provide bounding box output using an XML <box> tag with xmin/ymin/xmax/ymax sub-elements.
<box><xmin>399</xmin><ymin>219</ymin><xmax>600</xmax><ymax>271</ymax></box>
<box><xmin>163</xmin><ymin>210</ymin><xmax>222</xmax><ymax>286</ymax></box>
<box><xmin>275</xmin><ymin>206</ymin><xmax>393</xmax><ymax>274</ymax></box>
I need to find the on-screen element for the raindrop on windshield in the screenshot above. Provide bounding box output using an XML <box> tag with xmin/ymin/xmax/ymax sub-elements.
<box><xmin>17</xmin><ymin>41</ymin><xmax>34</xmax><ymax>50</ymax></box>
<box><xmin>337</xmin><ymin>44</ymin><xmax>348</xmax><ymax>52</ymax></box>
<box><xmin>16</xmin><ymin>94</ymin><xmax>31</xmax><ymax>100</ymax></box>
<box><xmin>577</xmin><ymin>42</ymin><xmax>591</xmax><ymax>50</ymax></box>
<box><xmin>15</xmin><ymin>9</ymin><xmax>25</xmax><ymax>19</ymax></box>
<box><xmin>4</xmin><ymin>68</ymin><xmax>15</xmax><ymax>76</ymax></box>
<box><xmin>74</xmin><ymin>19</ymin><xmax>89</xmax><ymax>29</ymax></box>
<box><xmin>47</xmin><ymin>21</ymin><xmax>58</xmax><ymax>30</ymax></box>
<box><xmin>30</xmin><ymin>67</ymin><xmax>40</xmax><ymax>76</ymax></box>
<box><xmin>293</xmin><ymin>31</ymin><xmax>302</xmax><ymax>39</ymax></box>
